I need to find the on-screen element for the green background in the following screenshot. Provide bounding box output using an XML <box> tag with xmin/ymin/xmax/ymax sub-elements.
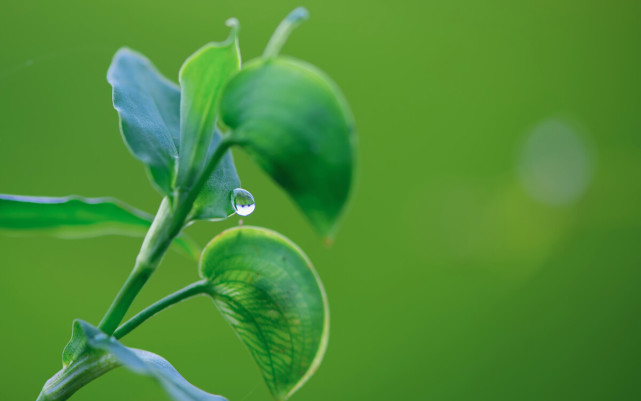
<box><xmin>2</xmin><ymin>1</ymin><xmax>641</xmax><ymax>400</ymax></box>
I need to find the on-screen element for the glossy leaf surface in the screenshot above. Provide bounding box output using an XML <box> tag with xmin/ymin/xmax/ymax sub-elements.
<box><xmin>0</xmin><ymin>195</ymin><xmax>199</xmax><ymax>259</ymax></box>
<box><xmin>200</xmin><ymin>226</ymin><xmax>328</xmax><ymax>400</ymax></box>
<box><xmin>65</xmin><ymin>320</ymin><xmax>227</xmax><ymax>401</ymax></box>
<box><xmin>177</xmin><ymin>21</ymin><xmax>241</xmax><ymax>191</ymax></box>
<box><xmin>220</xmin><ymin>57</ymin><xmax>356</xmax><ymax>237</ymax></box>
<box><xmin>108</xmin><ymin>48</ymin><xmax>180</xmax><ymax>195</ymax></box>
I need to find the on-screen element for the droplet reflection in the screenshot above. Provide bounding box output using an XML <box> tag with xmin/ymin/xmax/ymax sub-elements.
<box><xmin>231</xmin><ymin>188</ymin><xmax>255</xmax><ymax>216</ymax></box>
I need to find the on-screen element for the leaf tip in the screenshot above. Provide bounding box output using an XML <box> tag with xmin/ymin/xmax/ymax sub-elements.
<box><xmin>323</xmin><ymin>236</ymin><xmax>334</xmax><ymax>247</ymax></box>
<box><xmin>289</xmin><ymin>6</ymin><xmax>310</xmax><ymax>23</ymax></box>
<box><xmin>114</xmin><ymin>46</ymin><xmax>135</xmax><ymax>56</ymax></box>
<box><xmin>109</xmin><ymin>47</ymin><xmax>143</xmax><ymax>70</ymax></box>
<box><xmin>225</xmin><ymin>17</ymin><xmax>240</xmax><ymax>29</ymax></box>
<box><xmin>224</xmin><ymin>17</ymin><xmax>240</xmax><ymax>44</ymax></box>
<box><xmin>263</xmin><ymin>7</ymin><xmax>310</xmax><ymax>59</ymax></box>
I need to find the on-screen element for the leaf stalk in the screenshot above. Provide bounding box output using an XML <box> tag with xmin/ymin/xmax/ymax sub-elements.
<box><xmin>114</xmin><ymin>280</ymin><xmax>212</xmax><ymax>339</ymax></box>
<box><xmin>97</xmin><ymin>196</ymin><xmax>187</xmax><ymax>334</ymax></box>
<box><xmin>98</xmin><ymin>138</ymin><xmax>233</xmax><ymax>335</ymax></box>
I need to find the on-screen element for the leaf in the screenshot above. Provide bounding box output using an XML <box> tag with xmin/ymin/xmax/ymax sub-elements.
<box><xmin>0</xmin><ymin>194</ymin><xmax>200</xmax><ymax>259</ymax></box>
<box><xmin>177</xmin><ymin>20</ymin><xmax>241</xmax><ymax>191</ymax></box>
<box><xmin>219</xmin><ymin>57</ymin><xmax>356</xmax><ymax>238</ymax></box>
<box><xmin>190</xmin><ymin>129</ymin><xmax>241</xmax><ymax>221</ymax></box>
<box><xmin>108</xmin><ymin>48</ymin><xmax>180</xmax><ymax>195</ymax></box>
<box><xmin>199</xmin><ymin>226</ymin><xmax>329</xmax><ymax>400</ymax></box>
<box><xmin>107</xmin><ymin>45</ymin><xmax>242</xmax><ymax>220</ymax></box>
<box><xmin>66</xmin><ymin>320</ymin><xmax>228</xmax><ymax>401</ymax></box>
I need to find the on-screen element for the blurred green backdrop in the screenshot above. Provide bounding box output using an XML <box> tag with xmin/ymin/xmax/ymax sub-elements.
<box><xmin>2</xmin><ymin>0</ymin><xmax>641</xmax><ymax>400</ymax></box>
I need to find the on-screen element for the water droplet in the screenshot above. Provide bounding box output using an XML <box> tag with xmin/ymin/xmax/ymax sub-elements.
<box><xmin>231</xmin><ymin>188</ymin><xmax>255</xmax><ymax>216</ymax></box>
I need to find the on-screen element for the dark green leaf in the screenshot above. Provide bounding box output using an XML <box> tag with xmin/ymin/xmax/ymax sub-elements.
<box><xmin>199</xmin><ymin>226</ymin><xmax>328</xmax><ymax>400</ymax></box>
<box><xmin>177</xmin><ymin>20</ymin><xmax>241</xmax><ymax>191</ymax></box>
<box><xmin>219</xmin><ymin>57</ymin><xmax>356</xmax><ymax>238</ymax></box>
<box><xmin>0</xmin><ymin>194</ymin><xmax>200</xmax><ymax>259</ymax></box>
<box><xmin>66</xmin><ymin>320</ymin><xmax>228</xmax><ymax>401</ymax></box>
<box><xmin>108</xmin><ymin>48</ymin><xmax>180</xmax><ymax>195</ymax></box>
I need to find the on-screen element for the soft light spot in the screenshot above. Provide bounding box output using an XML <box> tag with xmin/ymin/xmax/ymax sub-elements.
<box><xmin>518</xmin><ymin>118</ymin><xmax>593</xmax><ymax>206</ymax></box>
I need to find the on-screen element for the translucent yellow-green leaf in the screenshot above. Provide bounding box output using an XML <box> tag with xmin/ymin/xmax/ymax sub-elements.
<box><xmin>199</xmin><ymin>226</ymin><xmax>328</xmax><ymax>400</ymax></box>
<box><xmin>177</xmin><ymin>20</ymin><xmax>241</xmax><ymax>192</ymax></box>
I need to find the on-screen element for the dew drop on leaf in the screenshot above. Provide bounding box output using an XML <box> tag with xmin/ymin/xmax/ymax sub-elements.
<box><xmin>231</xmin><ymin>188</ymin><xmax>255</xmax><ymax>216</ymax></box>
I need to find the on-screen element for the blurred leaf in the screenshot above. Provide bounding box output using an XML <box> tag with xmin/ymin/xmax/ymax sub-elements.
<box><xmin>190</xmin><ymin>129</ymin><xmax>241</xmax><ymax>221</ymax></box>
<box><xmin>177</xmin><ymin>20</ymin><xmax>241</xmax><ymax>191</ymax></box>
<box><xmin>219</xmin><ymin>57</ymin><xmax>356</xmax><ymax>238</ymax></box>
<box><xmin>107</xmin><ymin>48</ymin><xmax>180</xmax><ymax>195</ymax></box>
<box><xmin>200</xmin><ymin>226</ymin><xmax>328</xmax><ymax>400</ymax></box>
<box><xmin>65</xmin><ymin>320</ymin><xmax>228</xmax><ymax>401</ymax></box>
<box><xmin>0</xmin><ymin>194</ymin><xmax>200</xmax><ymax>259</ymax></box>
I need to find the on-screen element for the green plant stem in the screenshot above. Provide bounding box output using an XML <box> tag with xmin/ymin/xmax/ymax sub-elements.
<box><xmin>97</xmin><ymin>137</ymin><xmax>233</xmax><ymax>335</ymax></box>
<box><xmin>36</xmin><ymin>353</ymin><xmax>119</xmax><ymax>401</ymax></box>
<box><xmin>114</xmin><ymin>280</ymin><xmax>211</xmax><ymax>339</ymax></box>
<box><xmin>37</xmin><ymin>281</ymin><xmax>213</xmax><ymax>401</ymax></box>
<box><xmin>97</xmin><ymin>197</ymin><xmax>188</xmax><ymax>334</ymax></box>
<box><xmin>38</xmin><ymin>124</ymin><xmax>235</xmax><ymax>401</ymax></box>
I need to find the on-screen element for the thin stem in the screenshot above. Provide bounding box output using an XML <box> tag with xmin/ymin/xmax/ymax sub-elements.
<box><xmin>98</xmin><ymin>138</ymin><xmax>233</xmax><ymax>336</ymax></box>
<box><xmin>97</xmin><ymin>197</ymin><xmax>188</xmax><ymax>335</ymax></box>
<box><xmin>263</xmin><ymin>7</ymin><xmax>309</xmax><ymax>59</ymax></box>
<box><xmin>40</xmin><ymin>61</ymin><xmax>237</xmax><ymax>401</ymax></box>
<box><xmin>114</xmin><ymin>280</ymin><xmax>211</xmax><ymax>339</ymax></box>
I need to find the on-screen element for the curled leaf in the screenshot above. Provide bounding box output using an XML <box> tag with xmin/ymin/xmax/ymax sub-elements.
<box><xmin>200</xmin><ymin>226</ymin><xmax>329</xmax><ymax>400</ymax></box>
<box><xmin>220</xmin><ymin>57</ymin><xmax>356</xmax><ymax>238</ymax></box>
